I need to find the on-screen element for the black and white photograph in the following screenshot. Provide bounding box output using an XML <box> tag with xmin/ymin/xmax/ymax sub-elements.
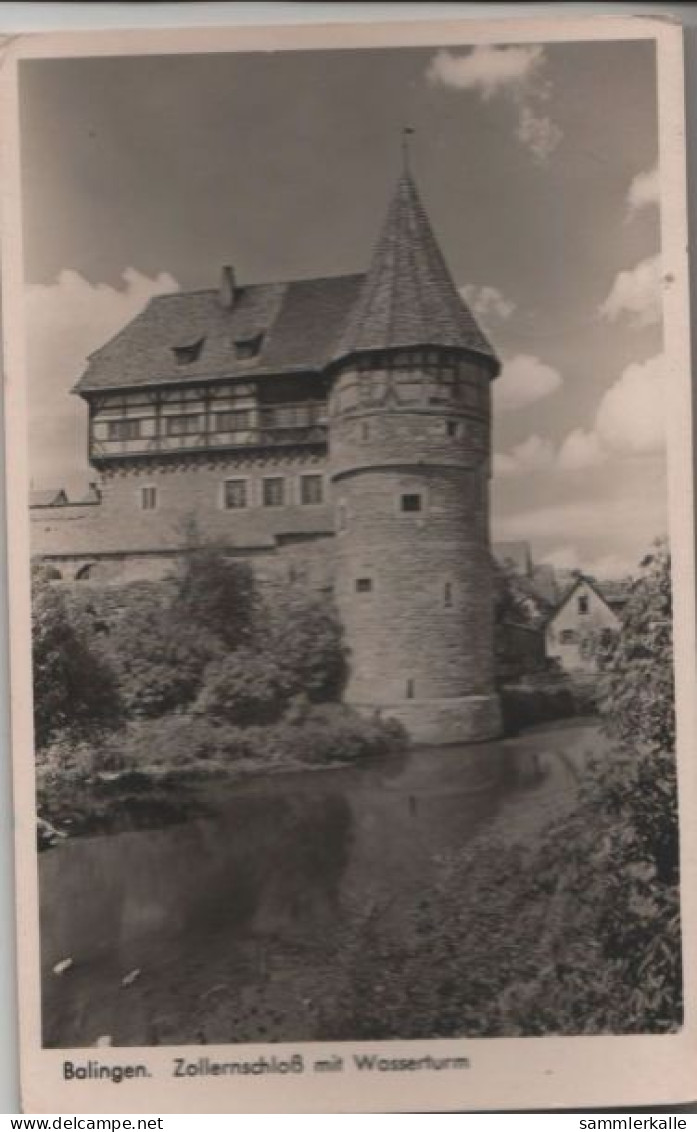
<box><xmin>2</xmin><ymin>14</ymin><xmax>695</xmax><ymax>1114</ymax></box>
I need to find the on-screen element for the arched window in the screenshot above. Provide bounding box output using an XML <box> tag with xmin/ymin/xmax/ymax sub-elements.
<box><xmin>75</xmin><ymin>563</ymin><xmax>93</xmax><ymax>581</ymax></box>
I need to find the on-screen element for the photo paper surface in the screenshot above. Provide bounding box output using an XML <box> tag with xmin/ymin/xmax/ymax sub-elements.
<box><xmin>2</xmin><ymin>14</ymin><xmax>696</xmax><ymax>1113</ymax></box>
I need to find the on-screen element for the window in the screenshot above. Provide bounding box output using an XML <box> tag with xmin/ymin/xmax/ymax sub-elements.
<box><xmin>216</xmin><ymin>410</ymin><xmax>252</xmax><ymax>432</ymax></box>
<box><xmin>165</xmin><ymin>414</ymin><xmax>202</xmax><ymax>437</ymax></box>
<box><xmin>263</xmin><ymin>477</ymin><xmax>285</xmax><ymax>507</ymax></box>
<box><xmin>337</xmin><ymin>502</ymin><xmax>347</xmax><ymax>532</ymax></box>
<box><xmin>107</xmin><ymin>419</ymin><xmax>141</xmax><ymax>441</ymax></box>
<box><xmin>444</xmin><ymin>582</ymin><xmax>453</xmax><ymax>608</ymax></box>
<box><xmin>446</xmin><ymin>420</ymin><xmax>459</xmax><ymax>438</ymax></box>
<box><xmin>406</xmin><ymin>678</ymin><xmax>415</xmax><ymax>699</ymax></box>
<box><xmin>300</xmin><ymin>474</ymin><xmax>323</xmax><ymax>505</ymax></box>
<box><xmin>400</xmin><ymin>493</ymin><xmax>423</xmax><ymax>514</ymax></box>
<box><xmin>141</xmin><ymin>486</ymin><xmax>157</xmax><ymax>511</ymax></box>
<box><xmin>578</xmin><ymin>595</ymin><xmax>589</xmax><ymax>615</ymax></box>
<box><xmin>234</xmin><ymin>333</ymin><xmax>264</xmax><ymax>360</ymax></box>
<box><xmin>560</xmin><ymin>629</ymin><xmax>577</xmax><ymax>644</ymax></box>
<box><xmin>172</xmin><ymin>338</ymin><xmax>204</xmax><ymax>366</ymax></box>
<box><xmin>355</xmin><ymin>578</ymin><xmax>372</xmax><ymax>593</ymax></box>
<box><xmin>223</xmin><ymin>479</ymin><xmax>247</xmax><ymax>509</ymax></box>
<box><xmin>361</xmin><ymin>421</ymin><xmax>370</xmax><ymax>441</ymax></box>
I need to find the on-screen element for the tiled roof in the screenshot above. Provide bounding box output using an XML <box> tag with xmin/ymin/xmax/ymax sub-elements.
<box><xmin>333</xmin><ymin>172</ymin><xmax>499</xmax><ymax>368</ymax></box>
<box><xmin>74</xmin><ymin>274</ymin><xmax>365</xmax><ymax>394</ymax></box>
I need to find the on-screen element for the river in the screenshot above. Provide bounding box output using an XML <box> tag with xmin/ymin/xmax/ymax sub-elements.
<box><xmin>40</xmin><ymin>717</ymin><xmax>600</xmax><ymax>1048</ymax></box>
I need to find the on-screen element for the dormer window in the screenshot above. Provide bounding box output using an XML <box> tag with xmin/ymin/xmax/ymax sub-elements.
<box><xmin>234</xmin><ymin>333</ymin><xmax>264</xmax><ymax>361</ymax></box>
<box><xmin>172</xmin><ymin>338</ymin><xmax>204</xmax><ymax>366</ymax></box>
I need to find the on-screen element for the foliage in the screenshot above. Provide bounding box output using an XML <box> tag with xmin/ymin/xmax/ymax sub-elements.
<box><xmin>595</xmin><ymin>540</ymin><xmax>674</xmax><ymax>753</ymax></box>
<box><xmin>196</xmin><ymin>647</ymin><xmax>287</xmax><ymax>726</ymax></box>
<box><xmin>172</xmin><ymin>546</ymin><xmax>258</xmax><ymax>651</ymax></box>
<box><xmin>260</xmin><ymin>586</ymin><xmax>348</xmax><ymax>702</ymax></box>
<box><xmin>103</xmin><ymin>589</ymin><xmax>221</xmax><ymax>718</ymax></box>
<box><xmin>31</xmin><ymin>575</ymin><xmax>123</xmax><ymax>749</ymax></box>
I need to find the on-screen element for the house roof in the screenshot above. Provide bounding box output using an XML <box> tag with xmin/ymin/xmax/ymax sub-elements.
<box><xmin>74</xmin><ymin>172</ymin><xmax>500</xmax><ymax>396</ymax></box>
<box><xmin>30</xmin><ymin>488</ymin><xmax>67</xmax><ymax>508</ymax></box>
<box><xmin>333</xmin><ymin>172</ymin><xmax>499</xmax><ymax>369</ymax></box>
<box><xmin>74</xmin><ymin>274</ymin><xmax>365</xmax><ymax>394</ymax></box>
<box><xmin>546</xmin><ymin>574</ymin><xmax>630</xmax><ymax>625</ymax></box>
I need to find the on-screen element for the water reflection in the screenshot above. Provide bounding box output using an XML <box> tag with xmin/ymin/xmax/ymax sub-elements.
<box><xmin>40</xmin><ymin>720</ymin><xmax>594</xmax><ymax>1047</ymax></box>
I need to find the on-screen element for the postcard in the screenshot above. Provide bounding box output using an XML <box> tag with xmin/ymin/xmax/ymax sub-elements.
<box><xmin>1</xmin><ymin>13</ymin><xmax>695</xmax><ymax>1113</ymax></box>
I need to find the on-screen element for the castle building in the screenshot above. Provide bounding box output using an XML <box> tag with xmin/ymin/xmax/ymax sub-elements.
<box><xmin>31</xmin><ymin>169</ymin><xmax>502</xmax><ymax>743</ymax></box>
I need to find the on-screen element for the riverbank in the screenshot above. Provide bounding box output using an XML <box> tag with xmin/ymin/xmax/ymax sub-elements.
<box><xmin>36</xmin><ymin>706</ymin><xmax>408</xmax><ymax>838</ymax></box>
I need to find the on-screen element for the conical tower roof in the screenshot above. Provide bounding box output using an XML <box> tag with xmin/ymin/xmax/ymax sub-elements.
<box><xmin>333</xmin><ymin>171</ymin><xmax>499</xmax><ymax>371</ymax></box>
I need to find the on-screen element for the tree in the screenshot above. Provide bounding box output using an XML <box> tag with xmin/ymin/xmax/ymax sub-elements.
<box><xmin>172</xmin><ymin>545</ymin><xmax>258</xmax><ymax>651</ymax></box>
<box><xmin>31</xmin><ymin>575</ymin><xmax>122</xmax><ymax>748</ymax></box>
<box><xmin>261</xmin><ymin>586</ymin><xmax>348</xmax><ymax>702</ymax></box>
<box><xmin>104</xmin><ymin>589</ymin><xmax>221</xmax><ymax>718</ymax></box>
<box><xmin>596</xmin><ymin>540</ymin><xmax>674</xmax><ymax>753</ymax></box>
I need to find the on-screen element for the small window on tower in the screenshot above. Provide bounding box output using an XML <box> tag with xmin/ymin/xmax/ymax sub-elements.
<box><xmin>355</xmin><ymin>578</ymin><xmax>373</xmax><ymax>593</ymax></box>
<box><xmin>444</xmin><ymin>582</ymin><xmax>453</xmax><ymax>608</ymax></box>
<box><xmin>361</xmin><ymin>421</ymin><xmax>370</xmax><ymax>441</ymax></box>
<box><xmin>141</xmin><ymin>486</ymin><xmax>157</xmax><ymax>511</ymax></box>
<box><xmin>400</xmin><ymin>493</ymin><xmax>423</xmax><ymax>514</ymax></box>
<box><xmin>446</xmin><ymin>420</ymin><xmax>459</xmax><ymax>439</ymax></box>
<box><xmin>578</xmin><ymin>595</ymin><xmax>589</xmax><ymax>615</ymax></box>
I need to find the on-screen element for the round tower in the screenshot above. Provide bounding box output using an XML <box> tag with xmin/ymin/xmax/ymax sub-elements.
<box><xmin>328</xmin><ymin>171</ymin><xmax>502</xmax><ymax>744</ymax></box>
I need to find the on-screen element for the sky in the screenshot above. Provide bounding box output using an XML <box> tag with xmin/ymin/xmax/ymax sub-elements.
<box><xmin>19</xmin><ymin>38</ymin><xmax>666</xmax><ymax>578</ymax></box>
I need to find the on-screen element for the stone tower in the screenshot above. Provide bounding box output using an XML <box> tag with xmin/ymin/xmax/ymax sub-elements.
<box><xmin>327</xmin><ymin>170</ymin><xmax>502</xmax><ymax>744</ymax></box>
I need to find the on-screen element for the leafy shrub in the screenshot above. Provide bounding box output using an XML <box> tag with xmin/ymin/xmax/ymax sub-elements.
<box><xmin>32</xmin><ymin>578</ymin><xmax>123</xmax><ymax>748</ymax></box>
<box><xmin>196</xmin><ymin>648</ymin><xmax>288</xmax><ymax>726</ymax></box>
<box><xmin>261</xmin><ymin>587</ymin><xmax>348</xmax><ymax>702</ymax></box>
<box><xmin>172</xmin><ymin>545</ymin><xmax>258</xmax><ymax>651</ymax></box>
<box><xmin>262</xmin><ymin>704</ymin><xmax>407</xmax><ymax>765</ymax></box>
<box><xmin>103</xmin><ymin>591</ymin><xmax>221</xmax><ymax>718</ymax></box>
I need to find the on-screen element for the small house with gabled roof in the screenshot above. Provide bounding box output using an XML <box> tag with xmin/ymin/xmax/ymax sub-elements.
<box><xmin>545</xmin><ymin>574</ymin><xmax>629</xmax><ymax>672</ymax></box>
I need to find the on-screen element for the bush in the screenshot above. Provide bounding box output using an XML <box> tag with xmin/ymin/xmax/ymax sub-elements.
<box><xmin>172</xmin><ymin>545</ymin><xmax>258</xmax><ymax>651</ymax></box>
<box><xmin>32</xmin><ymin>578</ymin><xmax>123</xmax><ymax>748</ymax></box>
<box><xmin>104</xmin><ymin>597</ymin><xmax>220</xmax><ymax>718</ymax></box>
<box><xmin>260</xmin><ymin>587</ymin><xmax>348</xmax><ymax>702</ymax></box>
<box><xmin>196</xmin><ymin>648</ymin><xmax>288</xmax><ymax>726</ymax></box>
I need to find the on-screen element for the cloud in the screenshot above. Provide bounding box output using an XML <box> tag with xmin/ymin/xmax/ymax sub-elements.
<box><xmin>426</xmin><ymin>45</ymin><xmax>544</xmax><ymax>99</ymax></box>
<box><xmin>493</xmin><ymin>434</ymin><xmax>555</xmax><ymax>477</ymax></box>
<box><xmin>426</xmin><ymin>45</ymin><xmax>562</xmax><ymax>164</ymax></box>
<box><xmin>557</xmin><ymin>428</ymin><xmax>607</xmax><ymax>471</ymax></box>
<box><xmin>599</xmin><ymin>253</ymin><xmax>662</xmax><ymax>327</ymax></box>
<box><xmin>494</xmin><ymin>475</ymin><xmax>667</xmax><ymax>567</ymax></box>
<box><xmin>460</xmin><ymin>283</ymin><xmax>516</xmax><ymax>323</ymax></box>
<box><xmin>494</xmin><ymin>353</ymin><xmax>665</xmax><ymax>480</ymax></box>
<box><xmin>494</xmin><ymin>353</ymin><xmax>563</xmax><ymax>412</ymax></box>
<box><xmin>595</xmin><ymin>353</ymin><xmax>665</xmax><ymax>454</ymax></box>
<box><xmin>540</xmin><ymin>544</ymin><xmax>642</xmax><ymax>580</ymax></box>
<box><xmin>515</xmin><ymin>106</ymin><xmax>563</xmax><ymax>163</ymax></box>
<box><xmin>626</xmin><ymin>165</ymin><xmax>660</xmax><ymax>218</ymax></box>
<box><xmin>26</xmin><ymin>268</ymin><xmax>179</xmax><ymax>494</ymax></box>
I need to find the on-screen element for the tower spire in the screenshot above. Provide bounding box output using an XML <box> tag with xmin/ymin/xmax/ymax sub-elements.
<box><xmin>332</xmin><ymin>165</ymin><xmax>499</xmax><ymax>370</ymax></box>
<box><xmin>401</xmin><ymin>126</ymin><xmax>414</xmax><ymax>174</ymax></box>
